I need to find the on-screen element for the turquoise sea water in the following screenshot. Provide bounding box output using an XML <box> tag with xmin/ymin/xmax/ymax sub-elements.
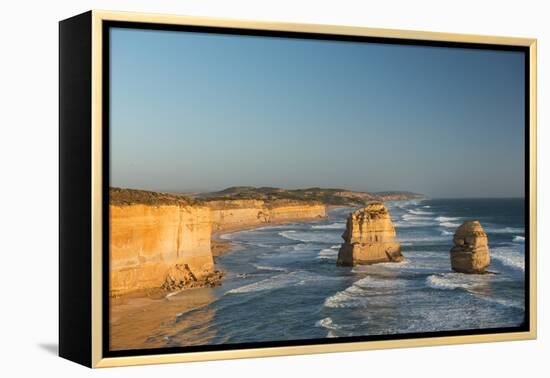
<box><xmin>163</xmin><ymin>198</ymin><xmax>525</xmax><ymax>346</ymax></box>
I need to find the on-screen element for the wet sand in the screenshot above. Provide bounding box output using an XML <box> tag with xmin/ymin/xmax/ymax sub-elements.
<box><xmin>110</xmin><ymin>287</ymin><xmax>218</xmax><ymax>351</ymax></box>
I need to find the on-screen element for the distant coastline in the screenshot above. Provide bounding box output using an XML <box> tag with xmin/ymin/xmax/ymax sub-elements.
<box><xmin>111</xmin><ymin>186</ymin><xmax>425</xmax><ymax>207</ymax></box>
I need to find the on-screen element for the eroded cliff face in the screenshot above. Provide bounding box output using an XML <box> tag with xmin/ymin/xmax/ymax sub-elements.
<box><xmin>450</xmin><ymin>220</ymin><xmax>490</xmax><ymax>274</ymax></box>
<box><xmin>207</xmin><ymin>200</ymin><xmax>327</xmax><ymax>232</ymax></box>
<box><xmin>337</xmin><ymin>203</ymin><xmax>403</xmax><ymax>266</ymax></box>
<box><xmin>110</xmin><ymin>204</ymin><xmax>219</xmax><ymax>296</ymax></box>
<box><xmin>110</xmin><ymin>197</ymin><xmax>327</xmax><ymax>296</ymax></box>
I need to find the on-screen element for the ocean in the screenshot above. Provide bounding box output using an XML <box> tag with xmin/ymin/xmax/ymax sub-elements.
<box><xmin>162</xmin><ymin>198</ymin><xmax>525</xmax><ymax>346</ymax></box>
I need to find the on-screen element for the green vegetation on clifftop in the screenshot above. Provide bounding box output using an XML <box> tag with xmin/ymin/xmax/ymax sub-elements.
<box><xmin>110</xmin><ymin>186</ymin><xmax>424</xmax><ymax>207</ymax></box>
<box><xmin>110</xmin><ymin>187</ymin><xmax>195</xmax><ymax>206</ymax></box>
<box><xmin>195</xmin><ymin>186</ymin><xmax>424</xmax><ymax>206</ymax></box>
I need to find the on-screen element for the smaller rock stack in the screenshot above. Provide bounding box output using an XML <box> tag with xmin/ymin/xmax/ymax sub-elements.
<box><xmin>337</xmin><ymin>203</ymin><xmax>403</xmax><ymax>266</ymax></box>
<box><xmin>450</xmin><ymin>220</ymin><xmax>490</xmax><ymax>274</ymax></box>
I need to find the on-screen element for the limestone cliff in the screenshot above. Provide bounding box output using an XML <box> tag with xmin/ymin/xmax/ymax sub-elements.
<box><xmin>207</xmin><ymin>199</ymin><xmax>327</xmax><ymax>232</ymax></box>
<box><xmin>337</xmin><ymin>203</ymin><xmax>403</xmax><ymax>266</ymax></box>
<box><xmin>109</xmin><ymin>188</ymin><xmax>327</xmax><ymax>295</ymax></box>
<box><xmin>450</xmin><ymin>221</ymin><xmax>490</xmax><ymax>274</ymax></box>
<box><xmin>110</xmin><ymin>204</ymin><xmax>222</xmax><ymax>296</ymax></box>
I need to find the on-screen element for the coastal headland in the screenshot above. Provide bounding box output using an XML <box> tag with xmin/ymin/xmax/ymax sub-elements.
<box><xmin>109</xmin><ymin>186</ymin><xmax>424</xmax><ymax>297</ymax></box>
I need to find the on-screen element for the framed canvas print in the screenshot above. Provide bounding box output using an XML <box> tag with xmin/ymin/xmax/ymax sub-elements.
<box><xmin>59</xmin><ymin>10</ymin><xmax>537</xmax><ymax>368</ymax></box>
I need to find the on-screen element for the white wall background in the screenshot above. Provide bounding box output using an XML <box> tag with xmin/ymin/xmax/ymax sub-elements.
<box><xmin>0</xmin><ymin>0</ymin><xmax>547</xmax><ymax>376</ymax></box>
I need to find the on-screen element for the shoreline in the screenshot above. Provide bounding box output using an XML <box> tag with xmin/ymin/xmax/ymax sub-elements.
<box><xmin>210</xmin><ymin>213</ymin><xmax>332</xmax><ymax>257</ymax></box>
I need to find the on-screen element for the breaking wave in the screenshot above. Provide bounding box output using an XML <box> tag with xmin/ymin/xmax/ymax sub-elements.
<box><xmin>435</xmin><ymin>216</ymin><xmax>461</xmax><ymax>222</ymax></box>
<box><xmin>315</xmin><ymin>317</ymin><xmax>342</xmax><ymax>330</ymax></box>
<box><xmin>491</xmin><ymin>248</ymin><xmax>525</xmax><ymax>271</ymax></box>
<box><xmin>311</xmin><ymin>222</ymin><xmax>345</xmax><ymax>230</ymax></box>
<box><xmin>485</xmin><ymin>226</ymin><xmax>525</xmax><ymax>234</ymax></box>
<box><xmin>440</xmin><ymin>221</ymin><xmax>461</xmax><ymax>228</ymax></box>
<box><xmin>317</xmin><ymin>248</ymin><xmax>339</xmax><ymax>260</ymax></box>
<box><xmin>426</xmin><ymin>273</ymin><xmax>485</xmax><ymax>291</ymax></box>
<box><xmin>426</xmin><ymin>273</ymin><xmax>524</xmax><ymax>309</ymax></box>
<box><xmin>402</xmin><ymin>214</ymin><xmax>432</xmax><ymax>221</ymax></box>
<box><xmin>324</xmin><ymin>276</ymin><xmax>408</xmax><ymax>308</ymax></box>
<box><xmin>252</xmin><ymin>264</ymin><xmax>287</xmax><ymax>272</ymax></box>
<box><xmin>278</xmin><ymin>230</ymin><xmax>340</xmax><ymax>244</ymax></box>
<box><xmin>408</xmin><ymin>209</ymin><xmax>433</xmax><ymax>215</ymax></box>
<box><xmin>227</xmin><ymin>271</ymin><xmax>323</xmax><ymax>294</ymax></box>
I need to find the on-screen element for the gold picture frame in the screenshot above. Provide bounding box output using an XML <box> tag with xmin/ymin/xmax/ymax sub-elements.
<box><xmin>59</xmin><ymin>9</ymin><xmax>537</xmax><ymax>368</ymax></box>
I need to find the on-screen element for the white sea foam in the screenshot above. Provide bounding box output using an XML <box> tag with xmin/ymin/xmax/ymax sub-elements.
<box><xmin>352</xmin><ymin>259</ymin><xmax>411</xmax><ymax>272</ymax></box>
<box><xmin>278</xmin><ymin>230</ymin><xmax>340</xmax><ymax>244</ymax></box>
<box><xmin>441</xmin><ymin>230</ymin><xmax>453</xmax><ymax>236</ymax></box>
<box><xmin>423</xmin><ymin>205</ymin><xmax>431</xmax><ymax>209</ymax></box>
<box><xmin>426</xmin><ymin>273</ymin><xmax>524</xmax><ymax>310</ymax></box>
<box><xmin>426</xmin><ymin>273</ymin><xmax>483</xmax><ymax>291</ymax></box>
<box><xmin>402</xmin><ymin>213</ymin><xmax>432</xmax><ymax>221</ymax></box>
<box><xmin>252</xmin><ymin>264</ymin><xmax>287</xmax><ymax>272</ymax></box>
<box><xmin>440</xmin><ymin>221</ymin><xmax>461</xmax><ymax>228</ymax></box>
<box><xmin>395</xmin><ymin>217</ymin><xmax>435</xmax><ymax>228</ymax></box>
<box><xmin>480</xmin><ymin>296</ymin><xmax>525</xmax><ymax>310</ymax></box>
<box><xmin>394</xmin><ymin>221</ymin><xmax>426</xmax><ymax>228</ymax></box>
<box><xmin>227</xmin><ymin>271</ymin><xmax>322</xmax><ymax>294</ymax></box>
<box><xmin>354</xmin><ymin>276</ymin><xmax>409</xmax><ymax>289</ymax></box>
<box><xmin>315</xmin><ymin>317</ymin><xmax>341</xmax><ymax>330</ymax></box>
<box><xmin>513</xmin><ymin>235</ymin><xmax>525</xmax><ymax>243</ymax></box>
<box><xmin>254</xmin><ymin>224</ymin><xmax>297</xmax><ymax>231</ymax></box>
<box><xmin>491</xmin><ymin>248</ymin><xmax>525</xmax><ymax>271</ymax></box>
<box><xmin>317</xmin><ymin>248</ymin><xmax>339</xmax><ymax>260</ymax></box>
<box><xmin>408</xmin><ymin>209</ymin><xmax>433</xmax><ymax>215</ymax></box>
<box><xmin>435</xmin><ymin>216</ymin><xmax>460</xmax><ymax>222</ymax></box>
<box><xmin>311</xmin><ymin>222</ymin><xmax>345</xmax><ymax>230</ymax></box>
<box><xmin>324</xmin><ymin>276</ymin><xmax>407</xmax><ymax>308</ymax></box>
<box><xmin>392</xmin><ymin>200</ymin><xmax>421</xmax><ymax>210</ymax></box>
<box><xmin>485</xmin><ymin>226</ymin><xmax>525</xmax><ymax>234</ymax></box>
<box><xmin>324</xmin><ymin>289</ymin><xmax>369</xmax><ymax>309</ymax></box>
<box><xmin>277</xmin><ymin>243</ymin><xmax>315</xmax><ymax>252</ymax></box>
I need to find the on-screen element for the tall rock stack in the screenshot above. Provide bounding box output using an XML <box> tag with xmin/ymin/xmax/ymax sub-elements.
<box><xmin>337</xmin><ymin>203</ymin><xmax>403</xmax><ymax>266</ymax></box>
<box><xmin>450</xmin><ymin>220</ymin><xmax>490</xmax><ymax>274</ymax></box>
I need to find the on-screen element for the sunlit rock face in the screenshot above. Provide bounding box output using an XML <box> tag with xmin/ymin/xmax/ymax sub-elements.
<box><xmin>337</xmin><ymin>203</ymin><xmax>403</xmax><ymax>266</ymax></box>
<box><xmin>450</xmin><ymin>220</ymin><xmax>490</xmax><ymax>274</ymax></box>
<box><xmin>110</xmin><ymin>204</ymin><xmax>217</xmax><ymax>296</ymax></box>
<box><xmin>110</xmin><ymin>199</ymin><xmax>327</xmax><ymax>296</ymax></box>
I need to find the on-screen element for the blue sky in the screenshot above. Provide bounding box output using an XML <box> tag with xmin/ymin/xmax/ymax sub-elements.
<box><xmin>110</xmin><ymin>28</ymin><xmax>525</xmax><ymax>198</ymax></box>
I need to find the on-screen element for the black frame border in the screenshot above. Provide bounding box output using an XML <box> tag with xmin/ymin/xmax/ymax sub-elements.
<box><xmin>101</xmin><ymin>20</ymin><xmax>531</xmax><ymax>359</ymax></box>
